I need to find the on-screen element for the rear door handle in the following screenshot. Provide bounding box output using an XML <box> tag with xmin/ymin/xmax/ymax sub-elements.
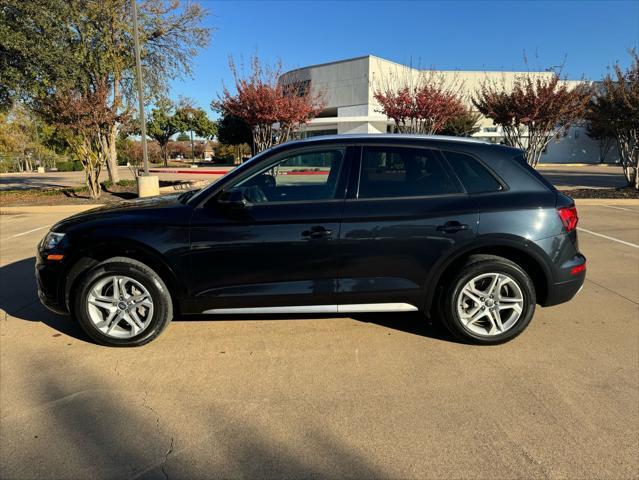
<box><xmin>436</xmin><ymin>221</ymin><xmax>469</xmax><ymax>233</ymax></box>
<box><xmin>302</xmin><ymin>226</ymin><xmax>332</xmax><ymax>239</ymax></box>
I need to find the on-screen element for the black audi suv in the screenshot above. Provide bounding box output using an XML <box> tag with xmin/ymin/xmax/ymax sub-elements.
<box><xmin>36</xmin><ymin>135</ymin><xmax>585</xmax><ymax>346</ymax></box>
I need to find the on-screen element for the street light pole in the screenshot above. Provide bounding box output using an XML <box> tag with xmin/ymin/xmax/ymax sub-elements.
<box><xmin>188</xmin><ymin>111</ymin><xmax>195</xmax><ymax>165</ymax></box>
<box><xmin>131</xmin><ymin>0</ymin><xmax>149</xmax><ymax>176</ymax></box>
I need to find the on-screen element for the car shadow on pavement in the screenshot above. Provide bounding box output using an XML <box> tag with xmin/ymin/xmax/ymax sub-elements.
<box><xmin>0</xmin><ymin>257</ymin><xmax>87</xmax><ymax>341</ymax></box>
<box><xmin>0</xmin><ymin>355</ymin><xmax>384</xmax><ymax>479</ymax></box>
<box><xmin>1</xmin><ymin>257</ymin><xmax>458</xmax><ymax>345</ymax></box>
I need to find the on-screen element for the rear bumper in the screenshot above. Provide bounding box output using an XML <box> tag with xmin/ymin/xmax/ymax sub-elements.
<box><xmin>542</xmin><ymin>275</ymin><xmax>585</xmax><ymax>306</ymax></box>
<box><xmin>541</xmin><ymin>253</ymin><xmax>586</xmax><ymax>307</ymax></box>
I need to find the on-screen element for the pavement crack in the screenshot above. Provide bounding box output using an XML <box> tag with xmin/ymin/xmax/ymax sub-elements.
<box><xmin>142</xmin><ymin>391</ymin><xmax>160</xmax><ymax>430</ymax></box>
<box><xmin>585</xmin><ymin>278</ymin><xmax>639</xmax><ymax>306</ymax></box>
<box><xmin>160</xmin><ymin>437</ymin><xmax>174</xmax><ymax>480</ymax></box>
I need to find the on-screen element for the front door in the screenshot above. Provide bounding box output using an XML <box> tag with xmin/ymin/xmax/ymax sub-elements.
<box><xmin>338</xmin><ymin>144</ymin><xmax>478</xmax><ymax>309</ymax></box>
<box><xmin>186</xmin><ymin>145</ymin><xmax>353</xmax><ymax>314</ymax></box>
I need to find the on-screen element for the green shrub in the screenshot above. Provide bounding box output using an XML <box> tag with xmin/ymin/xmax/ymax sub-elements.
<box><xmin>56</xmin><ymin>161</ymin><xmax>83</xmax><ymax>171</ymax></box>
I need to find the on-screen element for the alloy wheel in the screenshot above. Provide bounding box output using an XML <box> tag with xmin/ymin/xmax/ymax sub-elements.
<box><xmin>86</xmin><ymin>275</ymin><xmax>155</xmax><ymax>339</ymax></box>
<box><xmin>456</xmin><ymin>272</ymin><xmax>524</xmax><ymax>336</ymax></box>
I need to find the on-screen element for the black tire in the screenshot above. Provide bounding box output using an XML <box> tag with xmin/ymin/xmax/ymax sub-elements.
<box><xmin>438</xmin><ymin>254</ymin><xmax>536</xmax><ymax>345</ymax></box>
<box><xmin>73</xmin><ymin>257</ymin><xmax>173</xmax><ymax>347</ymax></box>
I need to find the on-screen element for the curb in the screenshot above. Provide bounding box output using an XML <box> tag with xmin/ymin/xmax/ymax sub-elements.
<box><xmin>148</xmin><ymin>168</ymin><xmax>231</xmax><ymax>175</ymax></box>
<box><xmin>574</xmin><ymin>199</ymin><xmax>639</xmax><ymax>206</ymax></box>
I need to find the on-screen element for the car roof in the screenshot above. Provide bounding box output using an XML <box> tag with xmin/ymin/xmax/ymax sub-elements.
<box><xmin>279</xmin><ymin>134</ymin><xmax>522</xmax><ymax>155</ymax></box>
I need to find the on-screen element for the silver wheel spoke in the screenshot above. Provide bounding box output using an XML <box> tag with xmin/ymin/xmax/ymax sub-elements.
<box><xmin>128</xmin><ymin>310</ymin><xmax>145</xmax><ymax>330</ymax></box>
<box><xmin>120</xmin><ymin>313</ymin><xmax>141</xmax><ymax>335</ymax></box>
<box><xmin>88</xmin><ymin>298</ymin><xmax>115</xmax><ymax>310</ymax></box>
<box><xmin>486</xmin><ymin>274</ymin><xmax>500</xmax><ymax>296</ymax></box>
<box><xmin>106</xmin><ymin>311</ymin><xmax>124</xmax><ymax>334</ymax></box>
<box><xmin>499</xmin><ymin>301</ymin><xmax>523</xmax><ymax>314</ymax></box>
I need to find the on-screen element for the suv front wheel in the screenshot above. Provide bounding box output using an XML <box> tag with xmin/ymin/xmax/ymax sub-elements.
<box><xmin>440</xmin><ymin>255</ymin><xmax>536</xmax><ymax>345</ymax></box>
<box><xmin>73</xmin><ymin>257</ymin><xmax>173</xmax><ymax>347</ymax></box>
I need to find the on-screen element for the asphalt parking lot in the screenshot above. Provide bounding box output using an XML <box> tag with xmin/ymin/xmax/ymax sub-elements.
<box><xmin>0</xmin><ymin>203</ymin><xmax>638</xmax><ymax>479</ymax></box>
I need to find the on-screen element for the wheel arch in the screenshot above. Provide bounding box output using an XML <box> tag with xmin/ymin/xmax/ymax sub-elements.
<box><xmin>63</xmin><ymin>240</ymin><xmax>185</xmax><ymax>314</ymax></box>
<box><xmin>424</xmin><ymin>236</ymin><xmax>553</xmax><ymax>314</ymax></box>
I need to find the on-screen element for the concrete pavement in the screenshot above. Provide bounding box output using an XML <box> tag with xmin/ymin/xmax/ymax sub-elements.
<box><xmin>0</xmin><ymin>205</ymin><xmax>637</xmax><ymax>479</ymax></box>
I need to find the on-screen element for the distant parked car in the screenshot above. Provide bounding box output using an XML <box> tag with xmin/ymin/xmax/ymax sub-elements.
<box><xmin>36</xmin><ymin>134</ymin><xmax>585</xmax><ymax>346</ymax></box>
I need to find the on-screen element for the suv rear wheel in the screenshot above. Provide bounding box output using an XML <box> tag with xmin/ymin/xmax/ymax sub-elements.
<box><xmin>73</xmin><ymin>257</ymin><xmax>173</xmax><ymax>347</ymax></box>
<box><xmin>439</xmin><ymin>255</ymin><xmax>536</xmax><ymax>345</ymax></box>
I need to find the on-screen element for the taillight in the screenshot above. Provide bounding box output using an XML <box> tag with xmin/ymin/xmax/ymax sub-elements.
<box><xmin>557</xmin><ymin>206</ymin><xmax>578</xmax><ymax>232</ymax></box>
<box><xmin>570</xmin><ymin>263</ymin><xmax>586</xmax><ymax>275</ymax></box>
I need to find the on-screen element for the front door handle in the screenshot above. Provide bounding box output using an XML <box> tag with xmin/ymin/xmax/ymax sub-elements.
<box><xmin>302</xmin><ymin>226</ymin><xmax>332</xmax><ymax>239</ymax></box>
<box><xmin>436</xmin><ymin>221</ymin><xmax>469</xmax><ymax>233</ymax></box>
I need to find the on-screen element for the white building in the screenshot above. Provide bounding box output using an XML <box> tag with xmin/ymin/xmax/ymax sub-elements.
<box><xmin>280</xmin><ymin>55</ymin><xmax>616</xmax><ymax>164</ymax></box>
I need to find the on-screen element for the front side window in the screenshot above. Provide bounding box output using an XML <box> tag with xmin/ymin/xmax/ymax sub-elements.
<box><xmin>443</xmin><ymin>151</ymin><xmax>502</xmax><ymax>193</ymax></box>
<box><xmin>358</xmin><ymin>146</ymin><xmax>462</xmax><ymax>199</ymax></box>
<box><xmin>233</xmin><ymin>148</ymin><xmax>345</xmax><ymax>203</ymax></box>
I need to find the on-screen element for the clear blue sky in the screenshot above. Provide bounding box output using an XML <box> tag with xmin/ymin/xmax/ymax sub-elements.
<box><xmin>170</xmin><ymin>0</ymin><xmax>639</xmax><ymax>116</ymax></box>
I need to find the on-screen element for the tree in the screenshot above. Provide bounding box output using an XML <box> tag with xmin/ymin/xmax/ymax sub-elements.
<box><xmin>176</xmin><ymin>133</ymin><xmax>190</xmax><ymax>142</ymax></box>
<box><xmin>175</xmin><ymin>103</ymin><xmax>217</xmax><ymax>140</ymax></box>
<box><xmin>2</xmin><ymin>0</ymin><xmax>210</xmax><ymax>183</ymax></box>
<box><xmin>146</xmin><ymin>98</ymin><xmax>181</xmax><ymax>166</ymax></box>
<box><xmin>216</xmin><ymin>113</ymin><xmax>253</xmax><ymax>161</ymax></box>
<box><xmin>473</xmin><ymin>73</ymin><xmax>591</xmax><ymax>167</ymax></box>
<box><xmin>42</xmin><ymin>82</ymin><xmax>124</xmax><ymax>198</ymax></box>
<box><xmin>174</xmin><ymin>100</ymin><xmax>217</xmax><ymax>161</ymax></box>
<box><xmin>213</xmin><ymin>56</ymin><xmax>325</xmax><ymax>153</ymax></box>
<box><xmin>440</xmin><ymin>108</ymin><xmax>481</xmax><ymax>137</ymax></box>
<box><xmin>373</xmin><ymin>70</ymin><xmax>467</xmax><ymax>134</ymax></box>
<box><xmin>587</xmin><ymin>52</ymin><xmax>639</xmax><ymax>188</ymax></box>
<box><xmin>585</xmin><ymin>111</ymin><xmax>617</xmax><ymax>163</ymax></box>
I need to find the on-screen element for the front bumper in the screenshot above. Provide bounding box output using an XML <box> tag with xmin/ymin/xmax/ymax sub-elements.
<box><xmin>35</xmin><ymin>250</ymin><xmax>69</xmax><ymax>315</ymax></box>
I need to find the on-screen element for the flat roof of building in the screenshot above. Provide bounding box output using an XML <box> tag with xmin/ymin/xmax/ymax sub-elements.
<box><xmin>290</xmin><ymin>133</ymin><xmax>491</xmax><ymax>145</ymax></box>
<box><xmin>282</xmin><ymin>54</ymin><xmax>574</xmax><ymax>79</ymax></box>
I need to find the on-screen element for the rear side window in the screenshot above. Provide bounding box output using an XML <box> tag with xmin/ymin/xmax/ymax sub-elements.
<box><xmin>358</xmin><ymin>146</ymin><xmax>462</xmax><ymax>198</ymax></box>
<box><xmin>444</xmin><ymin>151</ymin><xmax>502</xmax><ymax>193</ymax></box>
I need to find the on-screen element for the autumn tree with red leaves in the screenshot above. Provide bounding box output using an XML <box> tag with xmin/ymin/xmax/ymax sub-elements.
<box><xmin>42</xmin><ymin>82</ymin><xmax>126</xmax><ymax>198</ymax></box>
<box><xmin>587</xmin><ymin>51</ymin><xmax>639</xmax><ymax>189</ymax></box>
<box><xmin>213</xmin><ymin>57</ymin><xmax>325</xmax><ymax>153</ymax></box>
<box><xmin>473</xmin><ymin>73</ymin><xmax>591</xmax><ymax>167</ymax></box>
<box><xmin>374</xmin><ymin>71</ymin><xmax>469</xmax><ymax>135</ymax></box>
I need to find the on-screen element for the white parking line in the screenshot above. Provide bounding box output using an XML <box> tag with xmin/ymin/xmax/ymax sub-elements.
<box><xmin>11</xmin><ymin>225</ymin><xmax>50</xmax><ymax>238</ymax></box>
<box><xmin>577</xmin><ymin>227</ymin><xmax>639</xmax><ymax>249</ymax></box>
<box><xmin>599</xmin><ymin>205</ymin><xmax>639</xmax><ymax>214</ymax></box>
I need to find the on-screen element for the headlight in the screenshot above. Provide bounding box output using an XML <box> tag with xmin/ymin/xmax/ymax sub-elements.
<box><xmin>43</xmin><ymin>232</ymin><xmax>65</xmax><ymax>250</ymax></box>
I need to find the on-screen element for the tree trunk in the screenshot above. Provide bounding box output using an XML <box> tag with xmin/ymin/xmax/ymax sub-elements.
<box><xmin>86</xmin><ymin>166</ymin><xmax>102</xmax><ymax>199</ymax></box>
<box><xmin>104</xmin><ymin>123</ymin><xmax>120</xmax><ymax>183</ymax></box>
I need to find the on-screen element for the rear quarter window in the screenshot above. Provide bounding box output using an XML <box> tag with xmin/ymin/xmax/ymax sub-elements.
<box><xmin>444</xmin><ymin>151</ymin><xmax>503</xmax><ymax>194</ymax></box>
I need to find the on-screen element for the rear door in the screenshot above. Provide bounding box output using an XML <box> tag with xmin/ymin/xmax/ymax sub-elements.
<box><xmin>337</xmin><ymin>144</ymin><xmax>479</xmax><ymax>309</ymax></box>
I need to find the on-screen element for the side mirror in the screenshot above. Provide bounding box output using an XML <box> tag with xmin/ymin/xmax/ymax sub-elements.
<box><xmin>217</xmin><ymin>188</ymin><xmax>249</xmax><ymax>208</ymax></box>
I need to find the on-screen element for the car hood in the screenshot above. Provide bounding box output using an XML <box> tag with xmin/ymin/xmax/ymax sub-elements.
<box><xmin>52</xmin><ymin>193</ymin><xmax>191</xmax><ymax>233</ymax></box>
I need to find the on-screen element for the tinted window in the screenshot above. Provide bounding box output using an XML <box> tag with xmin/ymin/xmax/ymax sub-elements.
<box><xmin>235</xmin><ymin>148</ymin><xmax>345</xmax><ymax>203</ymax></box>
<box><xmin>444</xmin><ymin>151</ymin><xmax>502</xmax><ymax>193</ymax></box>
<box><xmin>358</xmin><ymin>146</ymin><xmax>462</xmax><ymax>198</ymax></box>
